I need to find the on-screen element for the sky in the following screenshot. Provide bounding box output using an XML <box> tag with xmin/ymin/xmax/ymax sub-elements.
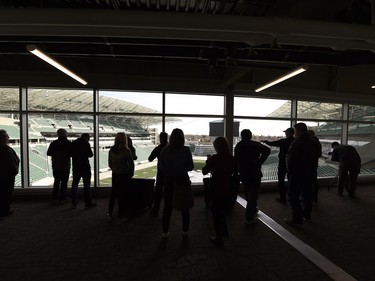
<box><xmin>100</xmin><ymin>91</ymin><xmax>290</xmax><ymax>136</ymax></box>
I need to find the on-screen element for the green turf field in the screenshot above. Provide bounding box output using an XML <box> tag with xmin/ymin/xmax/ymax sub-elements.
<box><xmin>99</xmin><ymin>159</ymin><xmax>205</xmax><ymax>185</ymax></box>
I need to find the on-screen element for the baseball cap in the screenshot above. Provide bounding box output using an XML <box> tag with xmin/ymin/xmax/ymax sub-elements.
<box><xmin>283</xmin><ymin>128</ymin><xmax>295</xmax><ymax>134</ymax></box>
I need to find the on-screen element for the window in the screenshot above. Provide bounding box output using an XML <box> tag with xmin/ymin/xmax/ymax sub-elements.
<box><xmin>0</xmin><ymin>87</ymin><xmax>19</xmax><ymax>111</ymax></box>
<box><xmin>99</xmin><ymin>91</ymin><xmax>162</xmax><ymax>113</ymax></box>
<box><xmin>165</xmin><ymin>117</ymin><xmax>224</xmax><ymax>183</ymax></box>
<box><xmin>348</xmin><ymin>122</ymin><xmax>375</xmax><ymax>175</ymax></box>
<box><xmin>166</xmin><ymin>93</ymin><xmax>224</xmax><ymax>115</ymax></box>
<box><xmin>28</xmin><ymin>88</ymin><xmax>93</xmax><ymax>112</ymax></box>
<box><xmin>98</xmin><ymin>115</ymin><xmax>162</xmax><ymax>186</ymax></box>
<box><xmin>349</xmin><ymin>105</ymin><xmax>375</xmax><ymax>122</ymax></box>
<box><xmin>234</xmin><ymin>97</ymin><xmax>290</xmax><ymax>118</ymax></box>
<box><xmin>5</xmin><ymin>84</ymin><xmax>375</xmax><ymax>188</ymax></box>
<box><xmin>28</xmin><ymin>113</ymin><xmax>93</xmax><ymax>187</ymax></box>
<box><xmin>234</xmin><ymin>118</ymin><xmax>291</xmax><ymax>181</ymax></box>
<box><xmin>297</xmin><ymin>101</ymin><xmax>342</xmax><ymax>120</ymax></box>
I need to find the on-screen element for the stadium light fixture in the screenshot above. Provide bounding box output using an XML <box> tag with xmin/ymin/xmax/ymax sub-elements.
<box><xmin>26</xmin><ymin>45</ymin><xmax>87</xmax><ymax>85</ymax></box>
<box><xmin>255</xmin><ymin>65</ymin><xmax>309</xmax><ymax>93</ymax></box>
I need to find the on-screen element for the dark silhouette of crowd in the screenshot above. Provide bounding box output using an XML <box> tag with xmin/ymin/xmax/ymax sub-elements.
<box><xmin>1</xmin><ymin>124</ymin><xmax>363</xmax><ymax>248</ymax></box>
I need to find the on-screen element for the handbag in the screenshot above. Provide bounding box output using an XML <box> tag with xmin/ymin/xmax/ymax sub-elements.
<box><xmin>173</xmin><ymin>180</ymin><xmax>194</xmax><ymax>211</ymax></box>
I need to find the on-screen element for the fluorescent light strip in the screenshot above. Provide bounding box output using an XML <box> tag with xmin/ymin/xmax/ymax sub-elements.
<box><xmin>371</xmin><ymin>85</ymin><xmax>375</xmax><ymax>89</ymax></box>
<box><xmin>27</xmin><ymin>45</ymin><xmax>87</xmax><ymax>85</ymax></box>
<box><xmin>255</xmin><ymin>65</ymin><xmax>309</xmax><ymax>92</ymax></box>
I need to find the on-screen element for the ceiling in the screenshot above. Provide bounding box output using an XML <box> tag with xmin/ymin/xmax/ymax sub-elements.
<box><xmin>0</xmin><ymin>0</ymin><xmax>375</xmax><ymax>101</ymax></box>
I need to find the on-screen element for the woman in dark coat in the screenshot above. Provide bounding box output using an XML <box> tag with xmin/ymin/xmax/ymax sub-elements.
<box><xmin>159</xmin><ymin>128</ymin><xmax>194</xmax><ymax>239</ymax></box>
<box><xmin>202</xmin><ymin>137</ymin><xmax>235</xmax><ymax>247</ymax></box>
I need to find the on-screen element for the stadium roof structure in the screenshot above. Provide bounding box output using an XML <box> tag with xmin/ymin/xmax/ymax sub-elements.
<box><xmin>268</xmin><ymin>101</ymin><xmax>343</xmax><ymax>120</ymax></box>
<box><xmin>1</xmin><ymin>1</ymin><xmax>375</xmax><ymax>104</ymax></box>
<box><xmin>26</xmin><ymin>89</ymin><xmax>159</xmax><ymax>114</ymax></box>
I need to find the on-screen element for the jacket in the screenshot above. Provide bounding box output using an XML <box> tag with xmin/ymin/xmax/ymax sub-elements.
<box><xmin>108</xmin><ymin>147</ymin><xmax>134</xmax><ymax>177</ymax></box>
<box><xmin>47</xmin><ymin>137</ymin><xmax>71</xmax><ymax>171</ymax></box>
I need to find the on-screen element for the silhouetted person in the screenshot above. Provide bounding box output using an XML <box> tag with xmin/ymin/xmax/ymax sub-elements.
<box><xmin>47</xmin><ymin>128</ymin><xmax>71</xmax><ymax>204</ymax></box>
<box><xmin>331</xmin><ymin>142</ymin><xmax>361</xmax><ymax>198</ymax></box>
<box><xmin>159</xmin><ymin>128</ymin><xmax>194</xmax><ymax>239</ymax></box>
<box><xmin>285</xmin><ymin>123</ymin><xmax>318</xmax><ymax>225</ymax></box>
<box><xmin>108</xmin><ymin>132</ymin><xmax>135</xmax><ymax>223</ymax></box>
<box><xmin>148</xmin><ymin>132</ymin><xmax>168</xmax><ymax>215</ymax></box>
<box><xmin>70</xmin><ymin>133</ymin><xmax>97</xmax><ymax>209</ymax></box>
<box><xmin>308</xmin><ymin>130</ymin><xmax>322</xmax><ymax>203</ymax></box>
<box><xmin>263</xmin><ymin>127</ymin><xmax>295</xmax><ymax>204</ymax></box>
<box><xmin>234</xmin><ymin>129</ymin><xmax>270</xmax><ymax>224</ymax></box>
<box><xmin>127</xmin><ymin>136</ymin><xmax>138</xmax><ymax>160</ymax></box>
<box><xmin>0</xmin><ymin>129</ymin><xmax>19</xmax><ymax>219</ymax></box>
<box><xmin>202</xmin><ymin>137</ymin><xmax>235</xmax><ymax>248</ymax></box>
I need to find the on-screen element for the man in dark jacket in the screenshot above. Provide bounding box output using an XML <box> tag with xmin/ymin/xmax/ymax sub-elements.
<box><xmin>0</xmin><ymin>129</ymin><xmax>20</xmax><ymax>219</ymax></box>
<box><xmin>148</xmin><ymin>132</ymin><xmax>168</xmax><ymax>215</ymax></box>
<box><xmin>263</xmin><ymin>127</ymin><xmax>295</xmax><ymax>204</ymax></box>
<box><xmin>285</xmin><ymin>123</ymin><xmax>319</xmax><ymax>225</ymax></box>
<box><xmin>331</xmin><ymin>142</ymin><xmax>361</xmax><ymax>198</ymax></box>
<box><xmin>308</xmin><ymin>130</ymin><xmax>322</xmax><ymax>203</ymax></box>
<box><xmin>71</xmin><ymin>133</ymin><xmax>96</xmax><ymax>209</ymax></box>
<box><xmin>47</xmin><ymin>128</ymin><xmax>71</xmax><ymax>204</ymax></box>
<box><xmin>234</xmin><ymin>129</ymin><xmax>270</xmax><ymax>224</ymax></box>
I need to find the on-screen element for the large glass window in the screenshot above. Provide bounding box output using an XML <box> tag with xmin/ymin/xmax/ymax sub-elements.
<box><xmin>296</xmin><ymin>102</ymin><xmax>343</xmax><ymax>179</ymax></box>
<box><xmin>349</xmin><ymin>105</ymin><xmax>375</xmax><ymax>122</ymax></box>
<box><xmin>5</xmin><ymin>84</ymin><xmax>375</xmax><ymax>187</ymax></box>
<box><xmin>99</xmin><ymin>115</ymin><xmax>162</xmax><ymax>186</ymax></box>
<box><xmin>297</xmin><ymin>120</ymin><xmax>342</xmax><ymax>178</ymax></box>
<box><xmin>99</xmin><ymin>91</ymin><xmax>162</xmax><ymax>113</ymax></box>
<box><xmin>234</xmin><ymin>118</ymin><xmax>291</xmax><ymax>181</ymax></box>
<box><xmin>28</xmin><ymin>89</ymin><xmax>93</xmax><ymax>112</ymax></box>
<box><xmin>165</xmin><ymin>117</ymin><xmax>224</xmax><ymax>183</ymax></box>
<box><xmin>0</xmin><ymin>87</ymin><xmax>19</xmax><ymax>111</ymax></box>
<box><xmin>297</xmin><ymin>101</ymin><xmax>342</xmax><ymax>120</ymax></box>
<box><xmin>233</xmin><ymin>97</ymin><xmax>292</xmax><ymax>182</ymax></box>
<box><xmin>348</xmin><ymin>122</ymin><xmax>375</xmax><ymax>174</ymax></box>
<box><xmin>28</xmin><ymin>113</ymin><xmax>94</xmax><ymax>187</ymax></box>
<box><xmin>165</xmin><ymin>93</ymin><xmax>224</xmax><ymax>115</ymax></box>
<box><xmin>234</xmin><ymin>97</ymin><xmax>290</xmax><ymax>118</ymax></box>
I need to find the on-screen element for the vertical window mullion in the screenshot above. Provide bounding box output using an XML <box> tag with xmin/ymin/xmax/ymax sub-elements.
<box><xmin>162</xmin><ymin>91</ymin><xmax>165</xmax><ymax>132</ymax></box>
<box><xmin>94</xmin><ymin>89</ymin><xmax>99</xmax><ymax>187</ymax></box>
<box><xmin>225</xmin><ymin>89</ymin><xmax>234</xmax><ymax>152</ymax></box>
<box><xmin>291</xmin><ymin>99</ymin><xmax>297</xmax><ymax>127</ymax></box>
<box><xmin>20</xmin><ymin>87</ymin><xmax>29</xmax><ymax>188</ymax></box>
<box><xmin>342</xmin><ymin>103</ymin><xmax>349</xmax><ymax>145</ymax></box>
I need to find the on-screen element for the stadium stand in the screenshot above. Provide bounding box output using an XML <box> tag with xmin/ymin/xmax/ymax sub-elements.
<box><xmin>1</xmin><ymin>124</ymin><xmax>20</xmax><ymax>139</ymax></box>
<box><xmin>3</xmin><ymin>93</ymin><xmax>375</xmax><ymax>186</ymax></box>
